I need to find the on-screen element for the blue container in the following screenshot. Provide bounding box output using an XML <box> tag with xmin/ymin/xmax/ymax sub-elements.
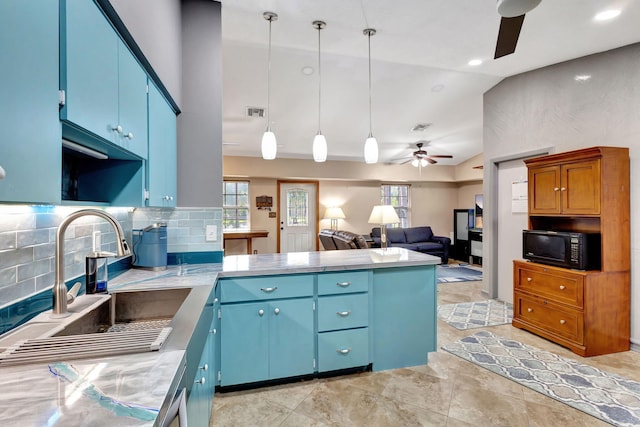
<box><xmin>132</xmin><ymin>223</ymin><xmax>168</xmax><ymax>270</ymax></box>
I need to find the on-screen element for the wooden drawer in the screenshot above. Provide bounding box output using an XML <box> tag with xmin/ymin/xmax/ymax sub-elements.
<box><xmin>318</xmin><ymin>294</ymin><xmax>369</xmax><ymax>332</ymax></box>
<box><xmin>514</xmin><ymin>293</ymin><xmax>583</xmax><ymax>344</ymax></box>
<box><xmin>318</xmin><ymin>328</ymin><xmax>369</xmax><ymax>372</ymax></box>
<box><xmin>219</xmin><ymin>274</ymin><xmax>313</xmax><ymax>303</ymax></box>
<box><xmin>318</xmin><ymin>271</ymin><xmax>369</xmax><ymax>295</ymax></box>
<box><xmin>515</xmin><ymin>263</ymin><xmax>584</xmax><ymax>308</ymax></box>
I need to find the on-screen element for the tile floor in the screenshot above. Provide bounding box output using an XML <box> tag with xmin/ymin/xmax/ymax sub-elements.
<box><xmin>211</xmin><ymin>278</ymin><xmax>640</xmax><ymax>426</ymax></box>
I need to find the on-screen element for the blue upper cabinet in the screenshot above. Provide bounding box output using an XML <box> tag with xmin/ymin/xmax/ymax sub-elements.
<box><xmin>0</xmin><ymin>0</ymin><xmax>61</xmax><ymax>204</ymax></box>
<box><xmin>147</xmin><ymin>82</ymin><xmax>177</xmax><ymax>207</ymax></box>
<box><xmin>61</xmin><ymin>0</ymin><xmax>147</xmax><ymax>159</ymax></box>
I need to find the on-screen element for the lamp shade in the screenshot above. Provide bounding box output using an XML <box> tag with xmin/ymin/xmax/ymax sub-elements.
<box><xmin>324</xmin><ymin>206</ymin><xmax>345</xmax><ymax>220</ymax></box>
<box><xmin>313</xmin><ymin>133</ymin><xmax>327</xmax><ymax>162</ymax></box>
<box><xmin>364</xmin><ymin>136</ymin><xmax>378</xmax><ymax>164</ymax></box>
<box><xmin>368</xmin><ymin>205</ymin><xmax>400</xmax><ymax>225</ymax></box>
<box><xmin>261</xmin><ymin>131</ymin><xmax>277</xmax><ymax>160</ymax></box>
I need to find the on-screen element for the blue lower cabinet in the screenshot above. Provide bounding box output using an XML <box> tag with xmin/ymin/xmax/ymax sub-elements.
<box><xmin>318</xmin><ymin>328</ymin><xmax>369</xmax><ymax>372</ymax></box>
<box><xmin>187</xmin><ymin>337</ymin><xmax>212</xmax><ymax>424</ymax></box>
<box><xmin>219</xmin><ymin>298</ymin><xmax>314</xmax><ymax>386</ymax></box>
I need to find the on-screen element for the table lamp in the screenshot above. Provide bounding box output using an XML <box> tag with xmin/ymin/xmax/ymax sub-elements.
<box><xmin>368</xmin><ymin>205</ymin><xmax>400</xmax><ymax>249</ymax></box>
<box><xmin>324</xmin><ymin>207</ymin><xmax>345</xmax><ymax>231</ymax></box>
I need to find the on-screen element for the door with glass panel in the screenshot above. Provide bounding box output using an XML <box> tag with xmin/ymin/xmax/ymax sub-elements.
<box><xmin>278</xmin><ymin>182</ymin><xmax>318</xmax><ymax>253</ymax></box>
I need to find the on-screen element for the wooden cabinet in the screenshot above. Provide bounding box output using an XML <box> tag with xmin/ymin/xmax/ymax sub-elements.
<box><xmin>147</xmin><ymin>82</ymin><xmax>177</xmax><ymax>207</ymax></box>
<box><xmin>317</xmin><ymin>271</ymin><xmax>370</xmax><ymax>372</ymax></box>
<box><xmin>0</xmin><ymin>0</ymin><xmax>61</xmax><ymax>204</ymax></box>
<box><xmin>61</xmin><ymin>0</ymin><xmax>148</xmax><ymax>159</ymax></box>
<box><xmin>515</xmin><ymin>147</ymin><xmax>630</xmax><ymax>356</ymax></box>
<box><xmin>528</xmin><ymin>159</ymin><xmax>600</xmax><ymax>215</ymax></box>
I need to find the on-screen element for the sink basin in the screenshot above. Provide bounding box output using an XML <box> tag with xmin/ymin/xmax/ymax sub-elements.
<box><xmin>0</xmin><ymin>287</ymin><xmax>191</xmax><ymax>366</ymax></box>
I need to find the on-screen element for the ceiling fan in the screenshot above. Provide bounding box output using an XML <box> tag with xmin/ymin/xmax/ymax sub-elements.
<box><xmin>391</xmin><ymin>141</ymin><xmax>453</xmax><ymax>166</ymax></box>
<box><xmin>494</xmin><ymin>0</ymin><xmax>542</xmax><ymax>59</ymax></box>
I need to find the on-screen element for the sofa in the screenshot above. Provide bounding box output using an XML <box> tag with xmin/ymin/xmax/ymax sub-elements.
<box><xmin>370</xmin><ymin>226</ymin><xmax>450</xmax><ymax>263</ymax></box>
<box><xmin>319</xmin><ymin>229</ymin><xmax>369</xmax><ymax>250</ymax></box>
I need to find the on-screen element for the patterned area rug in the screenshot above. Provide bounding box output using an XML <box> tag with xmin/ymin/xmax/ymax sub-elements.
<box><xmin>442</xmin><ymin>331</ymin><xmax>640</xmax><ymax>426</ymax></box>
<box><xmin>437</xmin><ymin>299</ymin><xmax>513</xmax><ymax>330</ymax></box>
<box><xmin>437</xmin><ymin>264</ymin><xmax>482</xmax><ymax>283</ymax></box>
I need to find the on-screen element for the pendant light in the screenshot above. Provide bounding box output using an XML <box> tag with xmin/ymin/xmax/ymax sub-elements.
<box><xmin>363</xmin><ymin>28</ymin><xmax>378</xmax><ymax>164</ymax></box>
<box><xmin>312</xmin><ymin>20</ymin><xmax>327</xmax><ymax>162</ymax></box>
<box><xmin>262</xmin><ymin>12</ymin><xmax>278</xmax><ymax>160</ymax></box>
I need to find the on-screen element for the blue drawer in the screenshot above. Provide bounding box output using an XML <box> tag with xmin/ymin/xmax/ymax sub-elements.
<box><xmin>219</xmin><ymin>275</ymin><xmax>313</xmax><ymax>302</ymax></box>
<box><xmin>317</xmin><ymin>271</ymin><xmax>369</xmax><ymax>295</ymax></box>
<box><xmin>318</xmin><ymin>294</ymin><xmax>368</xmax><ymax>332</ymax></box>
<box><xmin>318</xmin><ymin>328</ymin><xmax>369</xmax><ymax>372</ymax></box>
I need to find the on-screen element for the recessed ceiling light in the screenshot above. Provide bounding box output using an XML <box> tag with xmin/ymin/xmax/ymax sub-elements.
<box><xmin>594</xmin><ymin>9</ymin><xmax>621</xmax><ymax>21</ymax></box>
<box><xmin>301</xmin><ymin>66</ymin><xmax>314</xmax><ymax>75</ymax></box>
<box><xmin>468</xmin><ymin>59</ymin><xmax>483</xmax><ymax>66</ymax></box>
<box><xmin>574</xmin><ymin>74</ymin><xmax>591</xmax><ymax>82</ymax></box>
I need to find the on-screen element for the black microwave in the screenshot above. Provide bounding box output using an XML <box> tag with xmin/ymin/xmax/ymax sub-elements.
<box><xmin>522</xmin><ymin>230</ymin><xmax>601</xmax><ymax>270</ymax></box>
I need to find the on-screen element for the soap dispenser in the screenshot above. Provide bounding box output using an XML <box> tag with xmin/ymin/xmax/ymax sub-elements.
<box><xmin>86</xmin><ymin>231</ymin><xmax>109</xmax><ymax>294</ymax></box>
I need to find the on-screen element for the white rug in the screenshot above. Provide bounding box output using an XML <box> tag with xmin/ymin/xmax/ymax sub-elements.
<box><xmin>437</xmin><ymin>299</ymin><xmax>512</xmax><ymax>330</ymax></box>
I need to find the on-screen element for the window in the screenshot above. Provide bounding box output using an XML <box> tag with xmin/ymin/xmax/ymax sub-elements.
<box><xmin>223</xmin><ymin>181</ymin><xmax>249</xmax><ymax>230</ymax></box>
<box><xmin>380</xmin><ymin>184</ymin><xmax>410</xmax><ymax>228</ymax></box>
<box><xmin>286</xmin><ymin>188</ymin><xmax>308</xmax><ymax>226</ymax></box>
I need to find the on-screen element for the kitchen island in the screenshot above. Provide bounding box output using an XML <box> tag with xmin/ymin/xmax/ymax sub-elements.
<box><xmin>0</xmin><ymin>248</ymin><xmax>439</xmax><ymax>426</ymax></box>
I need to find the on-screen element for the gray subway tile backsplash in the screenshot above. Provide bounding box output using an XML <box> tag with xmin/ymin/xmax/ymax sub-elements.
<box><xmin>0</xmin><ymin>206</ymin><xmax>222</xmax><ymax>307</ymax></box>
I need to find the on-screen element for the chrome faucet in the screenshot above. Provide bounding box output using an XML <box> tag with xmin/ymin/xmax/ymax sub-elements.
<box><xmin>52</xmin><ymin>209</ymin><xmax>131</xmax><ymax>316</ymax></box>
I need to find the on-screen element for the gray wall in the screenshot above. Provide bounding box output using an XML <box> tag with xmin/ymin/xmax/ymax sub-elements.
<box><xmin>111</xmin><ymin>0</ymin><xmax>223</xmax><ymax>207</ymax></box>
<box><xmin>483</xmin><ymin>43</ymin><xmax>640</xmax><ymax>345</ymax></box>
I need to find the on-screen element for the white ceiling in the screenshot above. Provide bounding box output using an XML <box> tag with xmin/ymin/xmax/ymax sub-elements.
<box><xmin>220</xmin><ymin>0</ymin><xmax>640</xmax><ymax>166</ymax></box>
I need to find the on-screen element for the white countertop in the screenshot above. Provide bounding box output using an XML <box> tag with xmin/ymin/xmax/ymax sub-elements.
<box><xmin>0</xmin><ymin>248</ymin><xmax>438</xmax><ymax>426</ymax></box>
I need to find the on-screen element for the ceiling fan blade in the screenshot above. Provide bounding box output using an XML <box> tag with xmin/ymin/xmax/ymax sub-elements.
<box><xmin>425</xmin><ymin>157</ymin><xmax>438</xmax><ymax>165</ymax></box>
<box><xmin>428</xmin><ymin>155</ymin><xmax>453</xmax><ymax>159</ymax></box>
<box><xmin>400</xmin><ymin>158</ymin><xmax>414</xmax><ymax>165</ymax></box>
<box><xmin>494</xmin><ymin>15</ymin><xmax>525</xmax><ymax>59</ymax></box>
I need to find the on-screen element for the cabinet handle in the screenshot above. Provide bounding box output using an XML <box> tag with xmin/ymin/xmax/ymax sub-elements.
<box><xmin>124</xmin><ymin>132</ymin><xmax>134</xmax><ymax>140</ymax></box>
<box><xmin>274</xmin><ymin>308</ymin><xmax>280</xmax><ymax>315</ymax></box>
<box><xmin>559</xmin><ymin>285</ymin><xmax>566</xmax><ymax>290</ymax></box>
<box><xmin>336</xmin><ymin>348</ymin><xmax>351</xmax><ymax>355</ymax></box>
<box><xmin>258</xmin><ymin>309</ymin><xmax>265</xmax><ymax>316</ymax></box>
<box><xmin>336</xmin><ymin>311</ymin><xmax>351</xmax><ymax>317</ymax></box>
<box><xmin>260</xmin><ymin>287</ymin><xmax>278</xmax><ymax>293</ymax></box>
<box><xmin>527</xmin><ymin>277</ymin><xmax>532</xmax><ymax>282</ymax></box>
<box><xmin>554</xmin><ymin>187</ymin><xmax>560</xmax><ymax>191</ymax></box>
<box><xmin>111</xmin><ymin>125</ymin><xmax>123</xmax><ymax>134</ymax></box>
<box><xmin>200</xmin><ymin>363</ymin><xmax>208</xmax><ymax>371</ymax></box>
<box><xmin>195</xmin><ymin>377</ymin><xmax>206</xmax><ymax>385</ymax></box>
<box><xmin>336</xmin><ymin>281</ymin><xmax>351</xmax><ymax>287</ymax></box>
<box><xmin>560</xmin><ymin>319</ymin><xmax>566</xmax><ymax>325</ymax></box>
<box><xmin>163</xmin><ymin>195</ymin><xmax>174</xmax><ymax>201</ymax></box>
<box><xmin>527</xmin><ymin>308</ymin><xmax>533</xmax><ymax>313</ymax></box>
<box><xmin>560</xmin><ymin>187</ymin><xmax>566</xmax><ymax>191</ymax></box>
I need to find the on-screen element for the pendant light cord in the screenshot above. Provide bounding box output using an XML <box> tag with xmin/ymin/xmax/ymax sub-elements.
<box><xmin>317</xmin><ymin>24</ymin><xmax>322</xmax><ymax>134</ymax></box>
<box><xmin>267</xmin><ymin>16</ymin><xmax>272</xmax><ymax>132</ymax></box>
<box><xmin>367</xmin><ymin>29</ymin><xmax>373</xmax><ymax>138</ymax></box>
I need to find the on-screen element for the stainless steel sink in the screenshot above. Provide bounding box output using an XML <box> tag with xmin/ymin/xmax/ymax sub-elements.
<box><xmin>0</xmin><ymin>287</ymin><xmax>191</xmax><ymax>366</ymax></box>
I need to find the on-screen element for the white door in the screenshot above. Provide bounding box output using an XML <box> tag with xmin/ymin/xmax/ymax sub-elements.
<box><xmin>279</xmin><ymin>182</ymin><xmax>317</xmax><ymax>253</ymax></box>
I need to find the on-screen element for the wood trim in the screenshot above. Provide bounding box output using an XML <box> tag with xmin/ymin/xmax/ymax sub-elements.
<box><xmin>276</xmin><ymin>180</ymin><xmax>320</xmax><ymax>253</ymax></box>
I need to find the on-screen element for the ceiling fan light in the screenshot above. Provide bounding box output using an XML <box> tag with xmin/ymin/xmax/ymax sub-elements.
<box><xmin>496</xmin><ymin>0</ymin><xmax>541</xmax><ymax>17</ymax></box>
<box><xmin>411</xmin><ymin>158</ymin><xmax>419</xmax><ymax>167</ymax></box>
<box><xmin>313</xmin><ymin>133</ymin><xmax>327</xmax><ymax>162</ymax></box>
<box><xmin>261</xmin><ymin>131</ymin><xmax>277</xmax><ymax>160</ymax></box>
<box><xmin>364</xmin><ymin>136</ymin><xmax>378</xmax><ymax>164</ymax></box>
<box><xmin>421</xmin><ymin>158</ymin><xmax>428</xmax><ymax>167</ymax></box>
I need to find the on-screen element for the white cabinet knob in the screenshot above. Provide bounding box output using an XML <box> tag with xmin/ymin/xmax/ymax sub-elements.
<box><xmin>560</xmin><ymin>319</ymin><xmax>566</xmax><ymax>325</ymax></box>
<box><xmin>195</xmin><ymin>377</ymin><xmax>206</xmax><ymax>385</ymax></box>
<box><xmin>163</xmin><ymin>195</ymin><xmax>174</xmax><ymax>201</ymax></box>
<box><xmin>0</xmin><ymin>165</ymin><xmax>5</xmax><ymax>179</ymax></box>
<box><xmin>559</xmin><ymin>285</ymin><xmax>566</xmax><ymax>290</ymax></box>
<box><xmin>274</xmin><ymin>308</ymin><xmax>280</xmax><ymax>315</ymax></box>
<box><xmin>112</xmin><ymin>125</ymin><xmax>123</xmax><ymax>134</ymax></box>
<box><xmin>200</xmin><ymin>364</ymin><xmax>208</xmax><ymax>371</ymax></box>
<box><xmin>561</xmin><ymin>187</ymin><xmax>566</xmax><ymax>191</ymax></box>
<box><xmin>527</xmin><ymin>277</ymin><xmax>532</xmax><ymax>282</ymax></box>
<box><xmin>527</xmin><ymin>308</ymin><xmax>533</xmax><ymax>313</ymax></box>
<box><xmin>258</xmin><ymin>309</ymin><xmax>265</xmax><ymax>316</ymax></box>
<box><xmin>554</xmin><ymin>187</ymin><xmax>560</xmax><ymax>191</ymax></box>
<box><xmin>124</xmin><ymin>132</ymin><xmax>133</xmax><ymax>140</ymax></box>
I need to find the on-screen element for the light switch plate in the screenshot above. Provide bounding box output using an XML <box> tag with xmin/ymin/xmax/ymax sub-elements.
<box><xmin>205</xmin><ymin>225</ymin><xmax>217</xmax><ymax>241</ymax></box>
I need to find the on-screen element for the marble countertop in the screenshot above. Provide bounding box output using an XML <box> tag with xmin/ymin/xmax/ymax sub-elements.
<box><xmin>0</xmin><ymin>248</ymin><xmax>438</xmax><ymax>426</ymax></box>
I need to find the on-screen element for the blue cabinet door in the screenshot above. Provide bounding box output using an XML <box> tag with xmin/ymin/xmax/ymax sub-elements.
<box><xmin>187</xmin><ymin>338</ymin><xmax>210</xmax><ymax>425</ymax></box>
<box><xmin>0</xmin><ymin>0</ymin><xmax>60</xmax><ymax>204</ymax></box>
<box><xmin>268</xmin><ymin>298</ymin><xmax>314</xmax><ymax>379</ymax></box>
<box><xmin>372</xmin><ymin>266</ymin><xmax>437</xmax><ymax>371</ymax></box>
<box><xmin>62</xmin><ymin>0</ymin><xmax>119</xmax><ymax>143</ymax></box>
<box><xmin>147</xmin><ymin>82</ymin><xmax>177</xmax><ymax>206</ymax></box>
<box><xmin>117</xmin><ymin>41</ymin><xmax>148</xmax><ymax>159</ymax></box>
<box><xmin>220</xmin><ymin>302</ymin><xmax>269</xmax><ymax>386</ymax></box>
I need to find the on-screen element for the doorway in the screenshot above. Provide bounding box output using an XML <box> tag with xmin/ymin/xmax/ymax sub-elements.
<box><xmin>277</xmin><ymin>181</ymin><xmax>319</xmax><ymax>253</ymax></box>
